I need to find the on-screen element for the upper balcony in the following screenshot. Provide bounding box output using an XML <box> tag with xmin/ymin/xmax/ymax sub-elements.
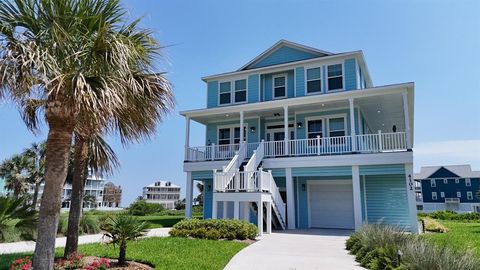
<box><xmin>181</xmin><ymin>83</ymin><xmax>414</xmax><ymax>163</ymax></box>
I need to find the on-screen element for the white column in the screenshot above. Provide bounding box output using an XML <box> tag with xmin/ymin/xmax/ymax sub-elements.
<box><xmin>185</xmin><ymin>116</ymin><xmax>190</xmax><ymax>150</ymax></box>
<box><xmin>349</xmin><ymin>98</ymin><xmax>357</xmax><ymax>151</ymax></box>
<box><xmin>266</xmin><ymin>201</ymin><xmax>272</xmax><ymax>234</ymax></box>
<box><xmin>286</xmin><ymin>168</ymin><xmax>296</xmax><ymax>229</ymax></box>
<box><xmin>405</xmin><ymin>164</ymin><xmax>419</xmax><ymax>233</ymax></box>
<box><xmin>185</xmin><ymin>172</ymin><xmax>193</xmax><ymax>218</ymax></box>
<box><xmin>212</xmin><ymin>196</ymin><xmax>217</xmax><ymax>219</ymax></box>
<box><xmin>352</xmin><ymin>165</ymin><xmax>362</xmax><ymax>230</ymax></box>
<box><xmin>243</xmin><ymin>202</ymin><xmax>250</xmax><ymax>221</ymax></box>
<box><xmin>223</xmin><ymin>202</ymin><xmax>228</xmax><ymax>219</ymax></box>
<box><xmin>234</xmin><ymin>200</ymin><xmax>240</xmax><ymax>220</ymax></box>
<box><xmin>402</xmin><ymin>91</ymin><xmax>412</xmax><ymax>149</ymax></box>
<box><xmin>240</xmin><ymin>111</ymin><xmax>244</xmax><ymax>143</ymax></box>
<box><xmin>257</xmin><ymin>200</ymin><xmax>263</xmax><ymax>235</ymax></box>
<box><xmin>283</xmin><ymin>105</ymin><xmax>289</xmax><ymax>155</ymax></box>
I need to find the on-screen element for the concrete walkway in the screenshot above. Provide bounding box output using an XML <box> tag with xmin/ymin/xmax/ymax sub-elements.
<box><xmin>224</xmin><ymin>229</ymin><xmax>364</xmax><ymax>270</ymax></box>
<box><xmin>0</xmin><ymin>228</ymin><xmax>171</xmax><ymax>255</ymax></box>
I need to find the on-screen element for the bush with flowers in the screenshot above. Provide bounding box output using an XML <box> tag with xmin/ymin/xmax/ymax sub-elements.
<box><xmin>9</xmin><ymin>257</ymin><xmax>32</xmax><ymax>270</ymax></box>
<box><xmin>54</xmin><ymin>252</ymin><xmax>85</xmax><ymax>269</ymax></box>
<box><xmin>85</xmin><ymin>258</ymin><xmax>110</xmax><ymax>270</ymax></box>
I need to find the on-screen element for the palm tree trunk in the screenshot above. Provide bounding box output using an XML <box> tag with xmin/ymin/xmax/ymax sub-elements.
<box><xmin>64</xmin><ymin>136</ymin><xmax>89</xmax><ymax>258</ymax></box>
<box><xmin>32</xmin><ymin>181</ymin><xmax>41</xmax><ymax>209</ymax></box>
<box><xmin>33</xmin><ymin>117</ymin><xmax>74</xmax><ymax>270</ymax></box>
<box><xmin>118</xmin><ymin>241</ymin><xmax>127</xmax><ymax>266</ymax></box>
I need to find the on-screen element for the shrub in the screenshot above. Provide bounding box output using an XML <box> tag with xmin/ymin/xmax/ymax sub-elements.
<box><xmin>346</xmin><ymin>224</ymin><xmax>479</xmax><ymax>270</ymax></box>
<box><xmin>170</xmin><ymin>219</ymin><xmax>257</xmax><ymax>240</ymax></box>
<box><xmin>54</xmin><ymin>252</ymin><xmax>84</xmax><ymax>270</ymax></box>
<box><xmin>419</xmin><ymin>210</ymin><xmax>480</xmax><ymax>222</ymax></box>
<box><xmin>128</xmin><ymin>199</ymin><xmax>164</xmax><ymax>216</ymax></box>
<box><xmin>422</xmin><ymin>217</ymin><xmax>448</xmax><ymax>233</ymax></box>
<box><xmin>79</xmin><ymin>214</ymin><xmax>101</xmax><ymax>234</ymax></box>
<box><xmin>85</xmin><ymin>258</ymin><xmax>110</xmax><ymax>270</ymax></box>
<box><xmin>9</xmin><ymin>256</ymin><xmax>32</xmax><ymax>270</ymax></box>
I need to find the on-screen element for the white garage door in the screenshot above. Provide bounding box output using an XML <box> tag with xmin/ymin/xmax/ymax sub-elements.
<box><xmin>309</xmin><ymin>182</ymin><xmax>354</xmax><ymax>229</ymax></box>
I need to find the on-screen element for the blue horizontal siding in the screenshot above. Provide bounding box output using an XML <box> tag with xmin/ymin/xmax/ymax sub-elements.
<box><xmin>248</xmin><ymin>74</ymin><xmax>259</xmax><ymax>103</ymax></box>
<box><xmin>250</xmin><ymin>46</ymin><xmax>320</xmax><ymax>69</ymax></box>
<box><xmin>360</xmin><ymin>165</ymin><xmax>406</xmax><ymax>176</ymax></box>
<box><xmin>203</xmin><ymin>179</ymin><xmax>212</xmax><ymax>219</ymax></box>
<box><xmin>192</xmin><ymin>171</ymin><xmax>213</xmax><ymax>180</ymax></box>
<box><xmin>421</xmin><ymin>178</ymin><xmax>480</xmax><ymax>203</ymax></box>
<box><xmin>344</xmin><ymin>58</ymin><xmax>357</xmax><ymax>90</ymax></box>
<box><xmin>207</xmin><ymin>81</ymin><xmax>218</xmax><ymax>108</ymax></box>
<box><xmin>295</xmin><ymin>67</ymin><xmax>305</xmax><ymax>97</ymax></box>
<box><xmin>292</xmin><ymin>166</ymin><xmax>352</xmax><ymax>177</ymax></box>
<box><xmin>270</xmin><ymin>168</ymin><xmax>286</xmax><ymax>177</ymax></box>
<box><xmin>205</xmin><ymin>119</ymin><xmax>260</xmax><ymax>145</ymax></box>
<box><xmin>364</xmin><ymin>174</ymin><xmax>411</xmax><ymax>231</ymax></box>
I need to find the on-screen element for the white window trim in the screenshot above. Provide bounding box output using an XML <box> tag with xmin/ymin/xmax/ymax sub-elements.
<box><xmin>440</xmin><ymin>192</ymin><xmax>445</xmax><ymax>198</ymax></box>
<box><xmin>218</xmin><ymin>81</ymin><xmax>232</xmax><ymax>106</ymax></box>
<box><xmin>467</xmin><ymin>191</ymin><xmax>473</xmax><ymax>200</ymax></box>
<box><xmin>305</xmin><ymin>113</ymin><xmax>348</xmax><ymax>140</ymax></box>
<box><xmin>326</xmin><ymin>62</ymin><xmax>345</xmax><ymax>92</ymax></box>
<box><xmin>455</xmin><ymin>178</ymin><xmax>460</xmax><ymax>184</ymax></box>
<box><xmin>432</xmin><ymin>192</ymin><xmax>437</xmax><ymax>200</ymax></box>
<box><xmin>272</xmin><ymin>74</ymin><xmax>287</xmax><ymax>99</ymax></box>
<box><xmin>443</xmin><ymin>178</ymin><xmax>448</xmax><ymax>184</ymax></box>
<box><xmin>327</xmin><ymin>116</ymin><xmax>347</xmax><ymax>138</ymax></box>
<box><xmin>430</xmin><ymin>179</ymin><xmax>436</xmax><ymax>187</ymax></box>
<box><xmin>216</xmin><ymin>124</ymin><xmax>249</xmax><ymax>145</ymax></box>
<box><xmin>305</xmin><ymin>66</ymin><xmax>322</xmax><ymax>95</ymax></box>
<box><xmin>217</xmin><ymin>78</ymin><xmax>249</xmax><ymax>106</ymax></box>
<box><xmin>466</xmin><ymin>178</ymin><xmax>471</xmax><ymax>187</ymax></box>
<box><xmin>457</xmin><ymin>192</ymin><xmax>461</xmax><ymax>198</ymax></box>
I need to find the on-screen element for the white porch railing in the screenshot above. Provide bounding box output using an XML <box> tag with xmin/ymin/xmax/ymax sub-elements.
<box><xmin>244</xmin><ymin>141</ymin><xmax>264</xmax><ymax>172</ymax></box>
<box><xmin>185</xmin><ymin>132</ymin><xmax>407</xmax><ymax>162</ymax></box>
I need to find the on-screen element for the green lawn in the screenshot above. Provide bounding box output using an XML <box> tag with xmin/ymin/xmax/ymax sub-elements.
<box><xmin>423</xmin><ymin>220</ymin><xmax>480</xmax><ymax>257</ymax></box>
<box><xmin>0</xmin><ymin>237</ymin><xmax>247</xmax><ymax>270</ymax></box>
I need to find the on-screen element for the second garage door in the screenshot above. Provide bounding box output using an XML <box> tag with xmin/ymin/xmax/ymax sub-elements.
<box><xmin>309</xmin><ymin>182</ymin><xmax>355</xmax><ymax>229</ymax></box>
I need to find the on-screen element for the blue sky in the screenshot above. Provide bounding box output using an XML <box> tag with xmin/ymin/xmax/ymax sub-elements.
<box><xmin>0</xmin><ymin>0</ymin><xmax>479</xmax><ymax>205</ymax></box>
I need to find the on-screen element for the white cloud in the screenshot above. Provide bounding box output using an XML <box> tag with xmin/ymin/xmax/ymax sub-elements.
<box><xmin>413</xmin><ymin>140</ymin><xmax>480</xmax><ymax>171</ymax></box>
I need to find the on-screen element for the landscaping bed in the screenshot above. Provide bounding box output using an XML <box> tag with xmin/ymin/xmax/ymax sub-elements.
<box><xmin>346</xmin><ymin>224</ymin><xmax>478</xmax><ymax>270</ymax></box>
<box><xmin>1</xmin><ymin>237</ymin><xmax>247</xmax><ymax>270</ymax></box>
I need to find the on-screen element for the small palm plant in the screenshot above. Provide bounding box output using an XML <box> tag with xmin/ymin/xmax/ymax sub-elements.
<box><xmin>101</xmin><ymin>214</ymin><xmax>148</xmax><ymax>266</ymax></box>
<box><xmin>0</xmin><ymin>196</ymin><xmax>37</xmax><ymax>242</ymax></box>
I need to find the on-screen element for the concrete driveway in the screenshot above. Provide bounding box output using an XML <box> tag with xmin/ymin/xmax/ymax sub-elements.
<box><xmin>224</xmin><ymin>229</ymin><xmax>364</xmax><ymax>270</ymax></box>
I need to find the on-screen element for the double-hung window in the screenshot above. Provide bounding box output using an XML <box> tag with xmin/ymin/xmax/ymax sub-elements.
<box><xmin>306</xmin><ymin>67</ymin><xmax>321</xmax><ymax>94</ymax></box>
<box><xmin>218</xmin><ymin>128</ymin><xmax>231</xmax><ymax>145</ymax></box>
<box><xmin>457</xmin><ymin>192</ymin><xmax>462</xmax><ymax>198</ymax></box>
<box><xmin>219</xmin><ymin>82</ymin><xmax>231</xmax><ymax>105</ymax></box>
<box><xmin>430</xmin><ymin>179</ymin><xmax>436</xmax><ymax>187</ymax></box>
<box><xmin>455</xmin><ymin>178</ymin><xmax>459</xmax><ymax>184</ymax></box>
<box><xmin>467</xmin><ymin>191</ymin><xmax>473</xmax><ymax>200</ymax></box>
<box><xmin>234</xmin><ymin>79</ymin><xmax>247</xmax><ymax>103</ymax></box>
<box><xmin>328</xmin><ymin>117</ymin><xmax>346</xmax><ymax>137</ymax></box>
<box><xmin>273</xmin><ymin>75</ymin><xmax>286</xmax><ymax>98</ymax></box>
<box><xmin>466</xmin><ymin>178</ymin><xmax>471</xmax><ymax>186</ymax></box>
<box><xmin>443</xmin><ymin>178</ymin><xmax>448</xmax><ymax>184</ymax></box>
<box><xmin>327</xmin><ymin>64</ymin><xmax>343</xmax><ymax>91</ymax></box>
<box><xmin>440</xmin><ymin>192</ymin><xmax>445</xmax><ymax>198</ymax></box>
<box><xmin>307</xmin><ymin>119</ymin><xmax>323</xmax><ymax>139</ymax></box>
<box><xmin>233</xmin><ymin>127</ymin><xmax>247</xmax><ymax>144</ymax></box>
<box><xmin>432</xmin><ymin>192</ymin><xmax>437</xmax><ymax>200</ymax></box>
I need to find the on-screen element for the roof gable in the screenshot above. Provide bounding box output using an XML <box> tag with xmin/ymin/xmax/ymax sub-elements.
<box><xmin>239</xmin><ymin>40</ymin><xmax>332</xmax><ymax>71</ymax></box>
<box><xmin>428</xmin><ymin>167</ymin><xmax>460</xmax><ymax>178</ymax></box>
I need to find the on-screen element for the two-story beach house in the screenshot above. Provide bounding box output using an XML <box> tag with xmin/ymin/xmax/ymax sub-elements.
<box><xmin>415</xmin><ymin>165</ymin><xmax>480</xmax><ymax>213</ymax></box>
<box><xmin>181</xmin><ymin>40</ymin><xmax>417</xmax><ymax>234</ymax></box>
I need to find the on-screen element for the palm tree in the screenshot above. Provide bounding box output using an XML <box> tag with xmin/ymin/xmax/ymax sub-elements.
<box><xmin>0</xmin><ymin>1</ymin><xmax>173</xmax><ymax>268</ymax></box>
<box><xmin>0</xmin><ymin>155</ymin><xmax>30</xmax><ymax>198</ymax></box>
<box><xmin>23</xmin><ymin>142</ymin><xmax>46</xmax><ymax>208</ymax></box>
<box><xmin>101</xmin><ymin>214</ymin><xmax>148</xmax><ymax>266</ymax></box>
<box><xmin>0</xmin><ymin>196</ymin><xmax>37</xmax><ymax>242</ymax></box>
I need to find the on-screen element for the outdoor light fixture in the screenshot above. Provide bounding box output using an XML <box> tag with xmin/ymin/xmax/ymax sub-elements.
<box><xmin>302</xmin><ymin>184</ymin><xmax>306</xmax><ymax>191</ymax></box>
<box><xmin>297</xmin><ymin>122</ymin><xmax>303</xmax><ymax>129</ymax></box>
<box><xmin>250</xmin><ymin>126</ymin><xmax>256</xmax><ymax>133</ymax></box>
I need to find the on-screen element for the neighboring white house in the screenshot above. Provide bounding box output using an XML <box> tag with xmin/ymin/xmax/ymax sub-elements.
<box><xmin>142</xmin><ymin>181</ymin><xmax>181</xmax><ymax>210</ymax></box>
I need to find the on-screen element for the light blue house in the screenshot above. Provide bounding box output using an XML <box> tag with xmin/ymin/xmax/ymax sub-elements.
<box><xmin>181</xmin><ymin>40</ymin><xmax>417</xmax><ymax>234</ymax></box>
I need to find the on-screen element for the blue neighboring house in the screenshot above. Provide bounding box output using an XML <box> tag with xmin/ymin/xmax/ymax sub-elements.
<box><xmin>415</xmin><ymin>165</ymin><xmax>480</xmax><ymax>213</ymax></box>
<box><xmin>180</xmin><ymin>40</ymin><xmax>417</xmax><ymax>234</ymax></box>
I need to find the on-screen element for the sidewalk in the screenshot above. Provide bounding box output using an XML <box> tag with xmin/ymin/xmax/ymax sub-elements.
<box><xmin>0</xmin><ymin>228</ymin><xmax>171</xmax><ymax>255</ymax></box>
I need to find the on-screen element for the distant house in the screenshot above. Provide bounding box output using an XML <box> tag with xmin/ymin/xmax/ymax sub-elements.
<box><xmin>181</xmin><ymin>40</ymin><xmax>417</xmax><ymax>234</ymax></box>
<box><xmin>415</xmin><ymin>165</ymin><xmax>480</xmax><ymax>213</ymax></box>
<box><xmin>0</xmin><ymin>177</ymin><xmax>6</xmax><ymax>196</ymax></box>
<box><xmin>142</xmin><ymin>181</ymin><xmax>181</xmax><ymax>210</ymax></box>
<box><xmin>102</xmin><ymin>182</ymin><xmax>122</xmax><ymax>208</ymax></box>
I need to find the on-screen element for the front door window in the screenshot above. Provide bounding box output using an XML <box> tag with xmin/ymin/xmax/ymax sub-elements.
<box><xmin>218</xmin><ymin>128</ymin><xmax>231</xmax><ymax>145</ymax></box>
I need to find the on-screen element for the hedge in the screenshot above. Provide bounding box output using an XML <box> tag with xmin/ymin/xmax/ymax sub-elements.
<box><xmin>169</xmin><ymin>219</ymin><xmax>257</xmax><ymax>240</ymax></box>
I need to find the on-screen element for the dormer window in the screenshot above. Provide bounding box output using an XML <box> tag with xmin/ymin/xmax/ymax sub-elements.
<box><xmin>219</xmin><ymin>82</ymin><xmax>231</xmax><ymax>105</ymax></box>
<box><xmin>234</xmin><ymin>79</ymin><xmax>247</xmax><ymax>103</ymax></box>
<box><xmin>273</xmin><ymin>75</ymin><xmax>286</xmax><ymax>98</ymax></box>
<box><xmin>306</xmin><ymin>67</ymin><xmax>322</xmax><ymax>94</ymax></box>
<box><xmin>327</xmin><ymin>64</ymin><xmax>343</xmax><ymax>91</ymax></box>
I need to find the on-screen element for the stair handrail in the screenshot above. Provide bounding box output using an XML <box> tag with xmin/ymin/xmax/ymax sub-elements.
<box><xmin>266</xmin><ymin>170</ymin><xmax>286</xmax><ymax>229</ymax></box>
<box><xmin>244</xmin><ymin>140</ymin><xmax>264</xmax><ymax>172</ymax></box>
<box><xmin>219</xmin><ymin>142</ymin><xmax>247</xmax><ymax>190</ymax></box>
